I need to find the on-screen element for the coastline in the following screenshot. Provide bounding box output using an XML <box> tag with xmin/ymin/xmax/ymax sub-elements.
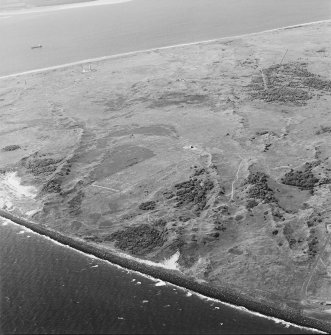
<box><xmin>0</xmin><ymin>0</ymin><xmax>131</xmax><ymax>15</ymax></box>
<box><xmin>0</xmin><ymin>210</ymin><xmax>327</xmax><ymax>333</ymax></box>
<box><xmin>1</xmin><ymin>19</ymin><xmax>331</xmax><ymax>333</ymax></box>
<box><xmin>1</xmin><ymin>18</ymin><xmax>331</xmax><ymax>80</ymax></box>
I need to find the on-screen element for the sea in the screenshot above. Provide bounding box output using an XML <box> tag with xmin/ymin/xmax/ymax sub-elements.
<box><xmin>1</xmin><ymin>0</ymin><xmax>331</xmax><ymax>333</ymax></box>
<box><xmin>1</xmin><ymin>0</ymin><xmax>331</xmax><ymax>76</ymax></box>
<box><xmin>0</xmin><ymin>218</ymin><xmax>317</xmax><ymax>334</ymax></box>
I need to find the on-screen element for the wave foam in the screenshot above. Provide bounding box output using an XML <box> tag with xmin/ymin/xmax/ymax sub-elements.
<box><xmin>155</xmin><ymin>280</ymin><xmax>166</xmax><ymax>287</ymax></box>
<box><xmin>1</xmin><ymin>217</ymin><xmax>324</xmax><ymax>333</ymax></box>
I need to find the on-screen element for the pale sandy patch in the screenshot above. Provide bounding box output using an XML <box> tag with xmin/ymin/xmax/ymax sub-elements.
<box><xmin>1</xmin><ymin>171</ymin><xmax>36</xmax><ymax>198</ymax></box>
<box><xmin>160</xmin><ymin>251</ymin><xmax>180</xmax><ymax>270</ymax></box>
<box><xmin>0</xmin><ymin>0</ymin><xmax>131</xmax><ymax>16</ymax></box>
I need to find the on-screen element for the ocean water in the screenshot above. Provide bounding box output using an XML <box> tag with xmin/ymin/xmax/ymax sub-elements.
<box><xmin>0</xmin><ymin>219</ymin><xmax>314</xmax><ymax>334</ymax></box>
<box><xmin>1</xmin><ymin>0</ymin><xmax>331</xmax><ymax>76</ymax></box>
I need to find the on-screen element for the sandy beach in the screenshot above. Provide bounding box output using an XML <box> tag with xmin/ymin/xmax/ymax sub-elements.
<box><xmin>0</xmin><ymin>0</ymin><xmax>130</xmax><ymax>13</ymax></box>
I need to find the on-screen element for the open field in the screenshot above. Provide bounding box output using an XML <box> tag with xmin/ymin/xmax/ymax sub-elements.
<box><xmin>1</xmin><ymin>21</ymin><xmax>331</xmax><ymax>327</ymax></box>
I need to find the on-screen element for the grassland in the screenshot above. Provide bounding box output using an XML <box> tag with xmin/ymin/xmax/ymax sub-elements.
<box><xmin>1</xmin><ymin>21</ymin><xmax>331</xmax><ymax>329</ymax></box>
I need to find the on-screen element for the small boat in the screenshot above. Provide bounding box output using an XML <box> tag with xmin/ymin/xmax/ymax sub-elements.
<box><xmin>31</xmin><ymin>44</ymin><xmax>42</xmax><ymax>49</ymax></box>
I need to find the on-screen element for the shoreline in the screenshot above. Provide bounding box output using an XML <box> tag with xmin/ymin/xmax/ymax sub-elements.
<box><xmin>2</xmin><ymin>19</ymin><xmax>331</xmax><ymax>333</ymax></box>
<box><xmin>0</xmin><ymin>0</ymin><xmax>131</xmax><ymax>16</ymax></box>
<box><xmin>0</xmin><ymin>209</ymin><xmax>328</xmax><ymax>333</ymax></box>
<box><xmin>3</xmin><ymin>218</ymin><xmax>317</xmax><ymax>333</ymax></box>
<box><xmin>0</xmin><ymin>18</ymin><xmax>330</xmax><ymax>80</ymax></box>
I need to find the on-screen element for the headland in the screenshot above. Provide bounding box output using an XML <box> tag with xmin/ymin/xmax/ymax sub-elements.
<box><xmin>1</xmin><ymin>21</ymin><xmax>331</xmax><ymax>332</ymax></box>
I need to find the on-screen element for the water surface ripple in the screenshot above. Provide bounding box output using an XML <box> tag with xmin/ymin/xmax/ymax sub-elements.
<box><xmin>0</xmin><ymin>219</ymin><xmax>311</xmax><ymax>334</ymax></box>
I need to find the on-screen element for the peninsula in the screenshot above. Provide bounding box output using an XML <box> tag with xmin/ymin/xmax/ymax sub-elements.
<box><xmin>1</xmin><ymin>21</ymin><xmax>331</xmax><ymax>332</ymax></box>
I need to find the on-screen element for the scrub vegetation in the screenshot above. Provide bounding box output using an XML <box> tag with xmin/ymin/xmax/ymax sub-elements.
<box><xmin>2</xmin><ymin>21</ymin><xmax>331</xmax><ymax>328</ymax></box>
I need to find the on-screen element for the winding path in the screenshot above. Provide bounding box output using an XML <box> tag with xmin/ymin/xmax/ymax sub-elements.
<box><xmin>300</xmin><ymin>234</ymin><xmax>331</xmax><ymax>302</ymax></box>
<box><xmin>228</xmin><ymin>156</ymin><xmax>245</xmax><ymax>202</ymax></box>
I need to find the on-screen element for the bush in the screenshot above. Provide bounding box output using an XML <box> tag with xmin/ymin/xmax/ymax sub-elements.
<box><xmin>139</xmin><ymin>201</ymin><xmax>156</xmax><ymax>210</ymax></box>
<box><xmin>2</xmin><ymin>145</ymin><xmax>21</xmax><ymax>151</ymax></box>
